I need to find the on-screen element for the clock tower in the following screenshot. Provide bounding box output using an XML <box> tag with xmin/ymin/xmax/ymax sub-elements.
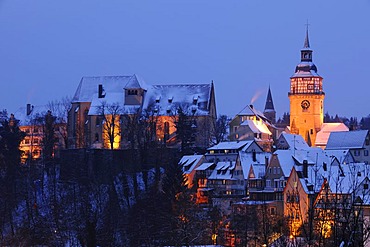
<box><xmin>289</xmin><ymin>28</ymin><xmax>324</xmax><ymax>146</ymax></box>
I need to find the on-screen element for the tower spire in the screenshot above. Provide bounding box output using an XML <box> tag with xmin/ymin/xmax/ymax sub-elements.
<box><xmin>263</xmin><ymin>86</ymin><xmax>276</xmax><ymax>124</ymax></box>
<box><xmin>304</xmin><ymin>21</ymin><xmax>310</xmax><ymax>48</ymax></box>
<box><xmin>300</xmin><ymin>23</ymin><xmax>313</xmax><ymax>62</ymax></box>
<box><xmin>264</xmin><ymin>86</ymin><xmax>275</xmax><ymax>111</ymax></box>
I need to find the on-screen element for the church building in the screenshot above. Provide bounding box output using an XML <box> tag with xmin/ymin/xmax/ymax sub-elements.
<box><xmin>289</xmin><ymin>28</ymin><xmax>325</xmax><ymax>146</ymax></box>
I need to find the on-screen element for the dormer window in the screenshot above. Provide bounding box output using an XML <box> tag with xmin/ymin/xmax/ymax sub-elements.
<box><xmin>168</xmin><ymin>97</ymin><xmax>173</xmax><ymax>103</ymax></box>
<box><xmin>193</xmin><ymin>96</ymin><xmax>198</xmax><ymax>105</ymax></box>
<box><xmin>155</xmin><ymin>96</ymin><xmax>161</xmax><ymax>103</ymax></box>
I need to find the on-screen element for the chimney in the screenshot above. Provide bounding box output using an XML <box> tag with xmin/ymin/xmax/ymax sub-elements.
<box><xmin>303</xmin><ymin>160</ymin><xmax>308</xmax><ymax>178</ymax></box>
<box><xmin>98</xmin><ymin>84</ymin><xmax>105</xmax><ymax>98</ymax></box>
<box><xmin>265</xmin><ymin>156</ymin><xmax>269</xmax><ymax>168</ymax></box>
<box><xmin>26</xmin><ymin>104</ymin><xmax>33</xmax><ymax>116</ymax></box>
<box><xmin>249</xmin><ymin>104</ymin><xmax>254</xmax><ymax>109</ymax></box>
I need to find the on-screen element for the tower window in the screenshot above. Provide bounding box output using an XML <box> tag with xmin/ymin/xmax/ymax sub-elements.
<box><xmin>128</xmin><ymin>90</ymin><xmax>138</xmax><ymax>95</ymax></box>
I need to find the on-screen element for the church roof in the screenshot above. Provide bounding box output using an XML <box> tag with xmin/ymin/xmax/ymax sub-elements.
<box><xmin>143</xmin><ymin>84</ymin><xmax>212</xmax><ymax>116</ymax></box>
<box><xmin>303</xmin><ymin>27</ymin><xmax>310</xmax><ymax>49</ymax></box>
<box><xmin>71</xmin><ymin>74</ymin><xmax>213</xmax><ymax>117</ymax></box>
<box><xmin>72</xmin><ymin>75</ymin><xmax>134</xmax><ymax>103</ymax></box>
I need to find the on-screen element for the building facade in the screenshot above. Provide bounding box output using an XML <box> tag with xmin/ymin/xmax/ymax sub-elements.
<box><xmin>289</xmin><ymin>28</ymin><xmax>325</xmax><ymax>146</ymax></box>
<box><xmin>67</xmin><ymin>74</ymin><xmax>217</xmax><ymax>150</ymax></box>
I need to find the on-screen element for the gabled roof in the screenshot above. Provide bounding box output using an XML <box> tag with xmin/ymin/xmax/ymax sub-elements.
<box><xmin>238</xmin><ymin>104</ymin><xmax>270</xmax><ymax>123</ymax></box>
<box><xmin>240</xmin><ymin>120</ymin><xmax>272</xmax><ymax>135</ymax></box>
<box><xmin>14</xmin><ymin>105</ymin><xmax>50</xmax><ymax>126</ymax></box>
<box><xmin>249</xmin><ymin>164</ymin><xmax>265</xmax><ymax>179</ymax></box>
<box><xmin>326</xmin><ymin>130</ymin><xmax>369</xmax><ymax>150</ymax></box>
<box><xmin>124</xmin><ymin>74</ymin><xmax>149</xmax><ymax>90</ymax></box>
<box><xmin>315</xmin><ymin>123</ymin><xmax>349</xmax><ymax>146</ymax></box>
<box><xmin>327</xmin><ymin>163</ymin><xmax>369</xmax><ymax>194</ymax></box>
<box><xmin>239</xmin><ymin>152</ymin><xmax>270</xmax><ymax>180</ymax></box>
<box><xmin>324</xmin><ymin>149</ymin><xmax>353</xmax><ymax>164</ymax></box>
<box><xmin>278</xmin><ymin>133</ymin><xmax>309</xmax><ymax>150</ymax></box>
<box><xmin>179</xmin><ymin>155</ymin><xmax>204</xmax><ymax>174</ymax></box>
<box><xmin>272</xmin><ymin>150</ymin><xmax>296</xmax><ymax>177</ymax></box>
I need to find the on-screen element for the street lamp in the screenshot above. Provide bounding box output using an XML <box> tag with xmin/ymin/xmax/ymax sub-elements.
<box><xmin>212</xmin><ymin>233</ymin><xmax>218</xmax><ymax>245</ymax></box>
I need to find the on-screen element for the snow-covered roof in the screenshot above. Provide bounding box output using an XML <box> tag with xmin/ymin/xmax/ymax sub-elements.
<box><xmin>327</xmin><ymin>163</ymin><xmax>370</xmax><ymax>194</ymax></box>
<box><xmin>207</xmin><ymin>140</ymin><xmax>252</xmax><ymax>151</ymax></box>
<box><xmin>239</xmin><ymin>152</ymin><xmax>270</xmax><ymax>180</ymax></box>
<box><xmin>124</xmin><ymin>74</ymin><xmax>149</xmax><ymax>91</ymax></box>
<box><xmin>326</xmin><ymin>130</ymin><xmax>369</xmax><ymax>150</ymax></box>
<box><xmin>324</xmin><ymin>149</ymin><xmax>353</xmax><ymax>164</ymax></box>
<box><xmin>291</xmin><ymin>62</ymin><xmax>321</xmax><ymax>78</ymax></box>
<box><xmin>237</xmin><ymin>105</ymin><xmax>270</xmax><ymax>123</ymax></box>
<box><xmin>315</xmin><ymin>123</ymin><xmax>349</xmax><ymax>146</ymax></box>
<box><xmin>273</xmin><ymin>150</ymin><xmax>296</xmax><ymax>177</ymax></box>
<box><xmin>72</xmin><ymin>75</ymin><xmax>213</xmax><ymax>117</ymax></box>
<box><xmin>179</xmin><ymin>155</ymin><xmax>204</xmax><ymax>174</ymax></box>
<box><xmin>240</xmin><ymin>120</ymin><xmax>272</xmax><ymax>135</ymax></box>
<box><xmin>278</xmin><ymin>133</ymin><xmax>309</xmax><ymax>150</ymax></box>
<box><xmin>249</xmin><ymin>164</ymin><xmax>265</xmax><ymax>179</ymax></box>
<box><xmin>208</xmin><ymin>161</ymin><xmax>236</xmax><ymax>180</ymax></box>
<box><xmin>14</xmin><ymin>105</ymin><xmax>50</xmax><ymax>126</ymax></box>
<box><xmin>195</xmin><ymin>162</ymin><xmax>215</xmax><ymax>171</ymax></box>
<box><xmin>72</xmin><ymin>75</ymin><xmax>135</xmax><ymax>103</ymax></box>
<box><xmin>88</xmin><ymin>92</ymin><xmax>140</xmax><ymax>115</ymax></box>
<box><xmin>142</xmin><ymin>84</ymin><xmax>212</xmax><ymax>116</ymax></box>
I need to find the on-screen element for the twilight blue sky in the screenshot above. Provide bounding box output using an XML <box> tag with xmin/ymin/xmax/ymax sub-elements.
<box><xmin>1</xmin><ymin>0</ymin><xmax>370</xmax><ymax>119</ymax></box>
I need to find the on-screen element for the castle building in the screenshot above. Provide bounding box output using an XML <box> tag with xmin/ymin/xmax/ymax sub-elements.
<box><xmin>67</xmin><ymin>74</ymin><xmax>217</xmax><ymax>149</ymax></box>
<box><xmin>289</xmin><ymin>28</ymin><xmax>324</xmax><ymax>146</ymax></box>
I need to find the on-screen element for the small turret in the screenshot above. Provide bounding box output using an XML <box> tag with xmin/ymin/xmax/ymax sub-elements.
<box><xmin>263</xmin><ymin>86</ymin><xmax>276</xmax><ymax>124</ymax></box>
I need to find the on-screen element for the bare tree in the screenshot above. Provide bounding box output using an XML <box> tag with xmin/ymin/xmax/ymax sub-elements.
<box><xmin>47</xmin><ymin>96</ymin><xmax>71</xmax><ymax>149</ymax></box>
<box><xmin>212</xmin><ymin>114</ymin><xmax>229</xmax><ymax>144</ymax></box>
<box><xmin>97</xmin><ymin>102</ymin><xmax>122</xmax><ymax>150</ymax></box>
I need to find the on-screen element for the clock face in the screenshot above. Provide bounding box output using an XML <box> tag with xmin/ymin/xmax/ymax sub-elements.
<box><xmin>301</xmin><ymin>100</ymin><xmax>310</xmax><ymax>110</ymax></box>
